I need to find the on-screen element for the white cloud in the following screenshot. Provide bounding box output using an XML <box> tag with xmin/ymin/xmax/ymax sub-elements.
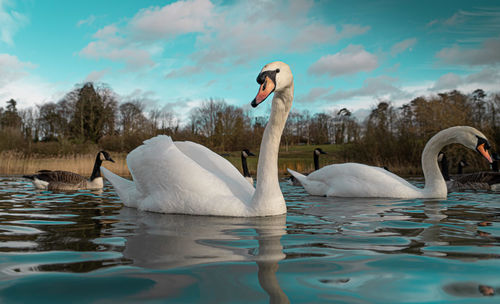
<box><xmin>308</xmin><ymin>45</ymin><xmax>378</xmax><ymax>77</ymax></box>
<box><xmin>291</xmin><ymin>24</ymin><xmax>370</xmax><ymax>51</ymax></box>
<box><xmin>465</xmin><ymin>68</ymin><xmax>500</xmax><ymax>84</ymax></box>
<box><xmin>129</xmin><ymin>0</ymin><xmax>214</xmax><ymax>40</ymax></box>
<box><xmin>443</xmin><ymin>11</ymin><xmax>466</xmax><ymax>26</ymax></box>
<box><xmin>80</xmin><ymin>41</ymin><xmax>155</xmax><ymax>70</ymax></box>
<box><xmin>191</xmin><ymin>0</ymin><xmax>369</xmax><ymax>68</ymax></box>
<box><xmin>426</xmin><ymin>19</ymin><xmax>439</xmax><ymax>28</ymax></box>
<box><xmin>0</xmin><ymin>0</ymin><xmax>28</xmax><ymax>46</ymax></box>
<box><xmin>77</xmin><ymin>14</ymin><xmax>96</xmax><ymax>27</ymax></box>
<box><xmin>0</xmin><ymin>79</ymin><xmax>63</xmax><ymax>108</ymax></box>
<box><xmin>80</xmin><ymin>0</ymin><xmax>369</xmax><ymax>74</ymax></box>
<box><xmin>94</xmin><ymin>24</ymin><xmax>120</xmax><ymax>39</ymax></box>
<box><xmin>0</xmin><ymin>53</ymin><xmax>35</xmax><ymax>87</ymax></box>
<box><xmin>390</xmin><ymin>38</ymin><xmax>417</xmax><ymax>56</ymax></box>
<box><xmin>84</xmin><ymin>69</ymin><xmax>110</xmax><ymax>82</ymax></box>
<box><xmin>325</xmin><ymin>75</ymin><xmax>403</xmax><ymax>102</ymax></box>
<box><xmin>79</xmin><ymin>0</ymin><xmax>215</xmax><ymax>70</ymax></box>
<box><xmin>436</xmin><ymin>36</ymin><xmax>500</xmax><ymax>66</ymax></box>
<box><xmin>165</xmin><ymin>65</ymin><xmax>202</xmax><ymax>79</ymax></box>
<box><xmin>296</xmin><ymin>86</ymin><xmax>334</xmax><ymax>104</ymax></box>
<box><xmin>432</xmin><ymin>68</ymin><xmax>500</xmax><ymax>92</ymax></box>
<box><xmin>319</xmin><ymin>67</ymin><xmax>500</xmax><ymax>119</ymax></box>
<box><xmin>432</xmin><ymin>73</ymin><xmax>462</xmax><ymax>91</ymax></box>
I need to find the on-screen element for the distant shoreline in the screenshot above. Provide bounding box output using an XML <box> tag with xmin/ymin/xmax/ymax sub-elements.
<box><xmin>0</xmin><ymin>148</ymin><xmax>432</xmax><ymax>178</ymax></box>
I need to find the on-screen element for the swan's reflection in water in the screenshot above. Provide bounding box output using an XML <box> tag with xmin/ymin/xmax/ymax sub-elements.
<box><xmin>118</xmin><ymin>208</ymin><xmax>289</xmax><ymax>303</ymax></box>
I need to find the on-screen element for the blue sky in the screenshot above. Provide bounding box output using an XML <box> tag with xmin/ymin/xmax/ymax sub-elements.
<box><xmin>1</xmin><ymin>0</ymin><xmax>499</xmax><ymax>122</ymax></box>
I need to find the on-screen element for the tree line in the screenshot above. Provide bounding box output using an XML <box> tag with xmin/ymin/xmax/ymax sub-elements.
<box><xmin>0</xmin><ymin>82</ymin><xmax>498</xmax><ymax>172</ymax></box>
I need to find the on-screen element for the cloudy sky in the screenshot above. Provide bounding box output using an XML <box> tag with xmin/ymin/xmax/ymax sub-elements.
<box><xmin>1</xmin><ymin>0</ymin><xmax>499</xmax><ymax>121</ymax></box>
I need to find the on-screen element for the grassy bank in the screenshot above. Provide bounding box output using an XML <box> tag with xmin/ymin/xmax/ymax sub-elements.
<box><xmin>0</xmin><ymin>151</ymin><xmax>130</xmax><ymax>177</ymax></box>
<box><xmin>1</xmin><ymin>144</ymin><xmax>438</xmax><ymax>178</ymax></box>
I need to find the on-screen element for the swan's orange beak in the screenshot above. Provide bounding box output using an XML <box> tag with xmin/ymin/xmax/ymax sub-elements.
<box><xmin>477</xmin><ymin>143</ymin><xmax>493</xmax><ymax>163</ymax></box>
<box><xmin>251</xmin><ymin>76</ymin><xmax>275</xmax><ymax>108</ymax></box>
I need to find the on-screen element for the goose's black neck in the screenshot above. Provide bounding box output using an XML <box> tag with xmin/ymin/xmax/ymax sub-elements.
<box><xmin>457</xmin><ymin>161</ymin><xmax>464</xmax><ymax>175</ymax></box>
<box><xmin>440</xmin><ymin>154</ymin><xmax>450</xmax><ymax>181</ymax></box>
<box><xmin>313</xmin><ymin>152</ymin><xmax>320</xmax><ymax>171</ymax></box>
<box><xmin>492</xmin><ymin>161</ymin><xmax>499</xmax><ymax>172</ymax></box>
<box><xmin>241</xmin><ymin>155</ymin><xmax>251</xmax><ymax>177</ymax></box>
<box><xmin>90</xmin><ymin>153</ymin><xmax>103</xmax><ymax>181</ymax></box>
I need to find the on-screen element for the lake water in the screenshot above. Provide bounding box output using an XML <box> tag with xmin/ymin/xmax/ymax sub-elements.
<box><xmin>0</xmin><ymin>176</ymin><xmax>499</xmax><ymax>303</ymax></box>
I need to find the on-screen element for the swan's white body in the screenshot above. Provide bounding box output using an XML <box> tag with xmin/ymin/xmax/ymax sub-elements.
<box><xmin>288</xmin><ymin>126</ymin><xmax>492</xmax><ymax>199</ymax></box>
<box><xmin>288</xmin><ymin>163</ymin><xmax>427</xmax><ymax>198</ymax></box>
<box><xmin>102</xmin><ymin>61</ymin><xmax>293</xmax><ymax>216</ymax></box>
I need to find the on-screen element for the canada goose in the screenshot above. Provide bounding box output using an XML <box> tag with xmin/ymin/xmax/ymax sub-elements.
<box><xmin>457</xmin><ymin>158</ymin><xmax>468</xmax><ymax>174</ymax></box>
<box><xmin>241</xmin><ymin>149</ymin><xmax>256</xmax><ymax>185</ymax></box>
<box><xmin>491</xmin><ymin>152</ymin><xmax>499</xmax><ymax>172</ymax></box>
<box><xmin>438</xmin><ymin>152</ymin><xmax>500</xmax><ymax>192</ymax></box>
<box><xmin>288</xmin><ymin>126</ymin><xmax>493</xmax><ymax>198</ymax></box>
<box><xmin>288</xmin><ymin>148</ymin><xmax>327</xmax><ymax>186</ymax></box>
<box><xmin>23</xmin><ymin>151</ymin><xmax>115</xmax><ymax>191</ymax></box>
<box><xmin>101</xmin><ymin>61</ymin><xmax>294</xmax><ymax>216</ymax></box>
<box><xmin>438</xmin><ymin>152</ymin><xmax>450</xmax><ymax>181</ymax></box>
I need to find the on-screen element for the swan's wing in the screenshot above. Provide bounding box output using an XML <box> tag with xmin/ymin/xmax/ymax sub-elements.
<box><xmin>307</xmin><ymin>163</ymin><xmax>421</xmax><ymax>198</ymax></box>
<box><xmin>126</xmin><ymin>136</ymin><xmax>253</xmax><ymax>214</ymax></box>
<box><xmin>174</xmin><ymin>140</ymin><xmax>254</xmax><ymax>195</ymax></box>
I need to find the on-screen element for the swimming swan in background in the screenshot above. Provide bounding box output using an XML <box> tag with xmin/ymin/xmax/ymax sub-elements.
<box><xmin>288</xmin><ymin>126</ymin><xmax>493</xmax><ymax>199</ymax></box>
<box><xmin>288</xmin><ymin>148</ymin><xmax>327</xmax><ymax>186</ymax></box>
<box><xmin>241</xmin><ymin>149</ymin><xmax>256</xmax><ymax>185</ymax></box>
<box><xmin>23</xmin><ymin>151</ymin><xmax>115</xmax><ymax>190</ymax></box>
<box><xmin>101</xmin><ymin>61</ymin><xmax>294</xmax><ymax>216</ymax></box>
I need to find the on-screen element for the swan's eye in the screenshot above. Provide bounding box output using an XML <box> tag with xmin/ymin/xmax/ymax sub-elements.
<box><xmin>476</xmin><ymin>136</ymin><xmax>491</xmax><ymax>150</ymax></box>
<box><xmin>276</xmin><ymin>68</ymin><xmax>280</xmax><ymax>73</ymax></box>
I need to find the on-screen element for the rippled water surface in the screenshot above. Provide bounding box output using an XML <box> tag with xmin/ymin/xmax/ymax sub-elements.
<box><xmin>0</xmin><ymin>176</ymin><xmax>499</xmax><ymax>303</ymax></box>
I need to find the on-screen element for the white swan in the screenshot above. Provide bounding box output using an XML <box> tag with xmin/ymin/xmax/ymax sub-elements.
<box><xmin>102</xmin><ymin>61</ymin><xmax>293</xmax><ymax>216</ymax></box>
<box><xmin>288</xmin><ymin>147</ymin><xmax>327</xmax><ymax>186</ymax></box>
<box><xmin>288</xmin><ymin>126</ymin><xmax>493</xmax><ymax>199</ymax></box>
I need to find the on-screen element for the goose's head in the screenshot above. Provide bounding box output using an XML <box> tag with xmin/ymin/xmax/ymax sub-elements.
<box><xmin>437</xmin><ymin>152</ymin><xmax>445</xmax><ymax>162</ymax></box>
<box><xmin>99</xmin><ymin>151</ymin><xmax>115</xmax><ymax>163</ymax></box>
<box><xmin>241</xmin><ymin>149</ymin><xmax>255</xmax><ymax>158</ymax></box>
<box><xmin>314</xmin><ymin>148</ymin><xmax>327</xmax><ymax>156</ymax></box>
<box><xmin>251</xmin><ymin>61</ymin><xmax>293</xmax><ymax>108</ymax></box>
<box><xmin>456</xmin><ymin>126</ymin><xmax>493</xmax><ymax>163</ymax></box>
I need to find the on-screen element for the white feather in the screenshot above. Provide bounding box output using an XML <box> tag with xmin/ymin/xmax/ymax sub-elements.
<box><xmin>33</xmin><ymin>178</ymin><xmax>49</xmax><ymax>190</ymax></box>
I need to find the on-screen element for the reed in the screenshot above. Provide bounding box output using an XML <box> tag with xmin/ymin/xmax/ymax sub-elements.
<box><xmin>1</xmin><ymin>145</ymin><xmax>431</xmax><ymax>179</ymax></box>
<box><xmin>0</xmin><ymin>151</ymin><xmax>130</xmax><ymax>177</ymax></box>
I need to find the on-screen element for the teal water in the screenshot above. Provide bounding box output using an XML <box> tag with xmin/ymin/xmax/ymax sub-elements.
<box><xmin>0</xmin><ymin>176</ymin><xmax>499</xmax><ymax>303</ymax></box>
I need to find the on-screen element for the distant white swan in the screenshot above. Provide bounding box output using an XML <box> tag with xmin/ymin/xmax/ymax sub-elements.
<box><xmin>102</xmin><ymin>61</ymin><xmax>294</xmax><ymax>216</ymax></box>
<box><xmin>23</xmin><ymin>151</ymin><xmax>115</xmax><ymax>190</ymax></box>
<box><xmin>288</xmin><ymin>148</ymin><xmax>326</xmax><ymax>186</ymax></box>
<box><xmin>288</xmin><ymin>126</ymin><xmax>493</xmax><ymax>199</ymax></box>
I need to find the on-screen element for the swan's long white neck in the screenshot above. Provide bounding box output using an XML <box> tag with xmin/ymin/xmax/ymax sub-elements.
<box><xmin>251</xmin><ymin>84</ymin><xmax>293</xmax><ymax>215</ymax></box>
<box><xmin>421</xmin><ymin>128</ymin><xmax>458</xmax><ymax>197</ymax></box>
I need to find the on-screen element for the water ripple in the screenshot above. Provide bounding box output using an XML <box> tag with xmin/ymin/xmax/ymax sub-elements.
<box><xmin>0</xmin><ymin>176</ymin><xmax>499</xmax><ymax>303</ymax></box>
